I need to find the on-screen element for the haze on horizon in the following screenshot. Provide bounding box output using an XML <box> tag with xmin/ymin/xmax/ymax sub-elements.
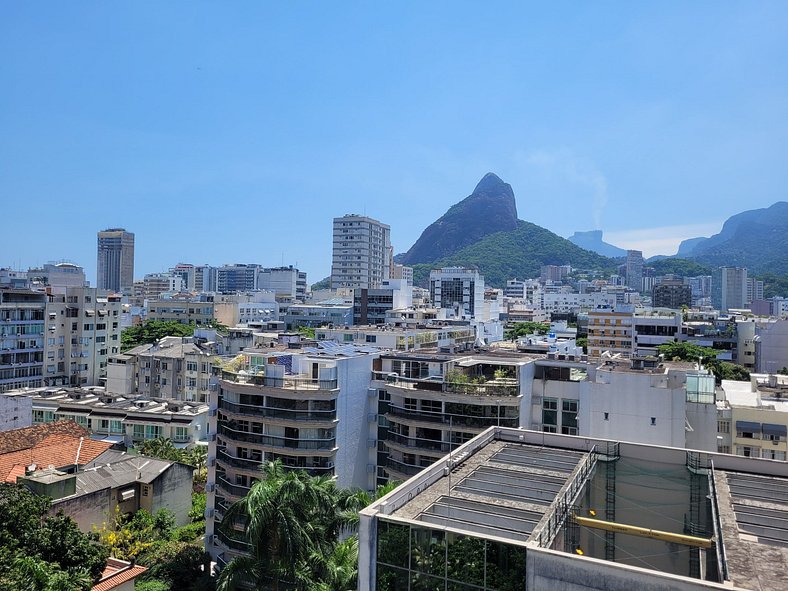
<box><xmin>2</xmin><ymin>2</ymin><xmax>787</xmax><ymax>283</ymax></box>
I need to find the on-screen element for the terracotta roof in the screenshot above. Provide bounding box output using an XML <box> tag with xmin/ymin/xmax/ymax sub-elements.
<box><xmin>93</xmin><ymin>558</ymin><xmax>147</xmax><ymax>591</ymax></box>
<box><xmin>0</xmin><ymin>420</ymin><xmax>90</xmax><ymax>455</ymax></box>
<box><xmin>0</xmin><ymin>432</ymin><xmax>111</xmax><ymax>482</ymax></box>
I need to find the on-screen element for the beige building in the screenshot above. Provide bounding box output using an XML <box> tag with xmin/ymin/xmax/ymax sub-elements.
<box><xmin>97</xmin><ymin>228</ymin><xmax>134</xmax><ymax>293</ymax></box>
<box><xmin>147</xmin><ymin>296</ymin><xmax>215</xmax><ymax>325</ymax></box>
<box><xmin>718</xmin><ymin>373</ymin><xmax>788</xmax><ymax>460</ymax></box>
<box><xmin>44</xmin><ymin>287</ymin><xmax>123</xmax><ymax>388</ymax></box>
<box><xmin>586</xmin><ymin>307</ymin><xmax>634</xmax><ymax>358</ymax></box>
<box><xmin>108</xmin><ymin>336</ymin><xmax>218</xmax><ymax>403</ymax></box>
<box><xmin>331</xmin><ymin>214</ymin><xmax>391</xmax><ymax>289</ymax></box>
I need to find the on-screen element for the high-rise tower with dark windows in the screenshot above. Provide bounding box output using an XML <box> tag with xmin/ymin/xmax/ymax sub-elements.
<box><xmin>97</xmin><ymin>228</ymin><xmax>134</xmax><ymax>293</ymax></box>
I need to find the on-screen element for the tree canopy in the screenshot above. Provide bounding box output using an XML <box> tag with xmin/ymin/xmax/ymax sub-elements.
<box><xmin>0</xmin><ymin>483</ymin><xmax>108</xmax><ymax>591</ymax></box>
<box><xmin>656</xmin><ymin>342</ymin><xmax>751</xmax><ymax>384</ymax></box>
<box><xmin>121</xmin><ymin>320</ymin><xmax>196</xmax><ymax>351</ymax></box>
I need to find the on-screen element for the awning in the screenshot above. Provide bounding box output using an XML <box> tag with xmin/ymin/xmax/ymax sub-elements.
<box><xmin>762</xmin><ymin>423</ymin><xmax>787</xmax><ymax>437</ymax></box>
<box><xmin>91</xmin><ymin>435</ymin><xmax>125</xmax><ymax>444</ymax></box>
<box><xmin>736</xmin><ymin>420</ymin><xmax>761</xmax><ymax>433</ymax></box>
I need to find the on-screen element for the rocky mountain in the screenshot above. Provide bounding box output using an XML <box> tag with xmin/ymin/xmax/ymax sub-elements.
<box><xmin>403</xmin><ymin>173</ymin><xmax>613</xmax><ymax>287</ymax></box>
<box><xmin>399</xmin><ymin>173</ymin><xmax>519</xmax><ymax>264</ymax></box>
<box><xmin>682</xmin><ymin>202</ymin><xmax>788</xmax><ymax>274</ymax></box>
<box><xmin>567</xmin><ymin>230</ymin><xmax>627</xmax><ymax>258</ymax></box>
<box><xmin>676</xmin><ymin>236</ymin><xmax>708</xmax><ymax>257</ymax></box>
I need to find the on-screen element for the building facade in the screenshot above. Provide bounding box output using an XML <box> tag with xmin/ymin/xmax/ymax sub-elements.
<box><xmin>625</xmin><ymin>249</ymin><xmax>643</xmax><ymax>292</ymax></box>
<box><xmin>713</xmin><ymin>267</ymin><xmax>748</xmax><ymax>312</ymax></box>
<box><xmin>97</xmin><ymin>228</ymin><xmax>135</xmax><ymax>293</ymax></box>
<box><xmin>429</xmin><ymin>267</ymin><xmax>485</xmax><ymax>319</ymax></box>
<box><xmin>0</xmin><ymin>288</ymin><xmax>46</xmax><ymax>393</ymax></box>
<box><xmin>330</xmin><ymin>214</ymin><xmax>391</xmax><ymax>290</ymax></box>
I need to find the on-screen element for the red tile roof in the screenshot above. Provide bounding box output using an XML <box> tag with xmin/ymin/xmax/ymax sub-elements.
<box><xmin>0</xmin><ymin>420</ymin><xmax>90</xmax><ymax>454</ymax></box>
<box><xmin>0</xmin><ymin>431</ymin><xmax>112</xmax><ymax>482</ymax></box>
<box><xmin>93</xmin><ymin>558</ymin><xmax>147</xmax><ymax>591</ymax></box>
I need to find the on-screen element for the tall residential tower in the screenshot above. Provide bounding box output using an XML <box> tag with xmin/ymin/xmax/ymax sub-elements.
<box><xmin>330</xmin><ymin>215</ymin><xmax>391</xmax><ymax>289</ymax></box>
<box><xmin>97</xmin><ymin>228</ymin><xmax>135</xmax><ymax>293</ymax></box>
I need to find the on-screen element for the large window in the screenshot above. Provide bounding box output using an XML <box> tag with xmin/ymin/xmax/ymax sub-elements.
<box><xmin>376</xmin><ymin>520</ymin><xmax>526</xmax><ymax>591</ymax></box>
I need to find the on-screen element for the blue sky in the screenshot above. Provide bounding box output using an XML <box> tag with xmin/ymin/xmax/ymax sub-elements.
<box><xmin>2</xmin><ymin>2</ymin><xmax>787</xmax><ymax>284</ymax></box>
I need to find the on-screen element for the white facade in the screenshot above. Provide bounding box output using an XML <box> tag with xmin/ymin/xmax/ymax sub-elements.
<box><xmin>541</xmin><ymin>292</ymin><xmax>616</xmax><ymax>314</ymax></box>
<box><xmin>330</xmin><ymin>214</ymin><xmax>391</xmax><ymax>290</ymax></box>
<box><xmin>0</xmin><ymin>392</ymin><xmax>32</xmax><ymax>432</ymax></box>
<box><xmin>429</xmin><ymin>267</ymin><xmax>485</xmax><ymax>319</ymax></box>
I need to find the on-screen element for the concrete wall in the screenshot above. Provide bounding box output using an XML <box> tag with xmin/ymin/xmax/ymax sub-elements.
<box><xmin>151</xmin><ymin>462</ymin><xmax>193</xmax><ymax>526</ymax></box>
<box><xmin>53</xmin><ymin>487</ymin><xmax>113</xmax><ymax>532</ymax></box>
<box><xmin>0</xmin><ymin>394</ymin><xmax>32</xmax><ymax>432</ymax></box>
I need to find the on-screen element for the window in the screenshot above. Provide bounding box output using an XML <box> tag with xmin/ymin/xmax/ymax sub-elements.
<box><xmin>603</xmin><ymin>412</ymin><xmax>609</xmax><ymax>421</ymax></box>
<box><xmin>650</xmin><ymin>417</ymin><xmax>657</xmax><ymax>426</ymax></box>
<box><xmin>561</xmin><ymin>399</ymin><xmax>578</xmax><ymax>435</ymax></box>
<box><xmin>718</xmin><ymin>420</ymin><xmax>730</xmax><ymax>434</ymax></box>
<box><xmin>542</xmin><ymin>398</ymin><xmax>558</xmax><ymax>428</ymax></box>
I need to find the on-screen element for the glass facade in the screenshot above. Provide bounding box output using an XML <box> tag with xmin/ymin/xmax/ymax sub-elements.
<box><xmin>376</xmin><ymin>520</ymin><xmax>526</xmax><ymax>591</ymax></box>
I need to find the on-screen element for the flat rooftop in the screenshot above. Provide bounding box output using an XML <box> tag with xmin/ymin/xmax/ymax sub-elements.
<box><xmin>365</xmin><ymin>428</ymin><xmax>788</xmax><ymax>590</ymax></box>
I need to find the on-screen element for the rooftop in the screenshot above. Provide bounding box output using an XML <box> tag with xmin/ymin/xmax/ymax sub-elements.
<box><xmin>363</xmin><ymin>427</ymin><xmax>788</xmax><ymax>590</ymax></box>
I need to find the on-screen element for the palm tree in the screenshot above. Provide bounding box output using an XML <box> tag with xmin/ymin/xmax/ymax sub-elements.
<box><xmin>216</xmin><ymin>460</ymin><xmax>341</xmax><ymax>591</ymax></box>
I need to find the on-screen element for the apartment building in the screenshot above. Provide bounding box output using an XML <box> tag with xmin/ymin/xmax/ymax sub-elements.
<box><xmin>97</xmin><ymin>228</ymin><xmax>135</xmax><ymax>293</ymax></box>
<box><xmin>284</xmin><ymin>300</ymin><xmax>353</xmax><ymax>329</ymax></box>
<box><xmin>108</xmin><ymin>336</ymin><xmax>218</xmax><ymax>403</ymax></box>
<box><xmin>331</xmin><ymin>214</ymin><xmax>391</xmax><ymax>289</ymax></box>
<box><xmin>526</xmin><ymin>354</ymin><xmax>717</xmax><ymax>451</ymax></box>
<box><xmin>653</xmin><ymin>280</ymin><xmax>692</xmax><ymax>309</ymax></box>
<box><xmin>540</xmin><ymin>265</ymin><xmax>571</xmax><ymax>283</ymax></box>
<box><xmin>372</xmin><ymin>350</ymin><xmax>533</xmax><ymax>485</ymax></box>
<box><xmin>632</xmin><ymin>310</ymin><xmax>682</xmax><ymax>356</ymax></box>
<box><xmin>217</xmin><ymin>264</ymin><xmax>260</xmax><ymax>294</ymax></box>
<box><xmin>35</xmin><ymin>262</ymin><xmax>87</xmax><ymax>293</ymax></box>
<box><xmin>390</xmin><ymin>263</ymin><xmax>413</xmax><ymax>285</ymax></box>
<box><xmin>429</xmin><ymin>267</ymin><xmax>485</xmax><ymax>319</ymax></box>
<box><xmin>206</xmin><ymin>342</ymin><xmax>381</xmax><ymax>563</ymax></box>
<box><xmin>586</xmin><ymin>307</ymin><xmax>635</xmax><ymax>358</ymax></box>
<box><xmin>713</xmin><ymin>267</ymin><xmax>748</xmax><ymax>312</ymax></box>
<box><xmin>541</xmin><ymin>292</ymin><xmax>616</xmax><ymax>315</ymax></box>
<box><xmin>147</xmin><ymin>295</ymin><xmax>215</xmax><ymax>325</ymax></box>
<box><xmin>43</xmin><ymin>287</ymin><xmax>123</xmax><ymax>387</ymax></box>
<box><xmin>21</xmin><ymin>385</ymin><xmax>208</xmax><ymax>447</ymax></box>
<box><xmin>625</xmin><ymin>249</ymin><xmax>643</xmax><ymax>292</ymax></box>
<box><xmin>213</xmin><ymin>292</ymin><xmax>279</xmax><ymax>327</ymax></box>
<box><xmin>143</xmin><ymin>272</ymin><xmax>185</xmax><ymax>299</ymax></box>
<box><xmin>353</xmin><ymin>279</ymin><xmax>413</xmax><ymax>325</ymax></box>
<box><xmin>316</xmin><ymin>325</ymin><xmax>476</xmax><ymax>352</ymax></box>
<box><xmin>0</xmin><ymin>288</ymin><xmax>46</xmax><ymax>393</ymax></box>
<box><xmin>256</xmin><ymin>266</ymin><xmax>308</xmax><ymax>301</ymax></box>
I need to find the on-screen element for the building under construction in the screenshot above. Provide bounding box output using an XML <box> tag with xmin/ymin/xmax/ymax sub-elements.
<box><xmin>358</xmin><ymin>427</ymin><xmax>788</xmax><ymax>590</ymax></box>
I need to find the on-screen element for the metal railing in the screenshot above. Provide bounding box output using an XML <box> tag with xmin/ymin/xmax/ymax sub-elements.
<box><xmin>217</xmin><ymin>449</ymin><xmax>264</xmax><ymax>471</ymax></box>
<box><xmin>385</xmin><ymin>457</ymin><xmax>428</xmax><ymax>477</ymax></box>
<box><xmin>218</xmin><ymin>424</ymin><xmax>336</xmax><ymax>451</ymax></box>
<box><xmin>221</xmin><ymin>370</ymin><xmax>337</xmax><ymax>391</ymax></box>
<box><xmin>216</xmin><ymin>476</ymin><xmax>251</xmax><ymax>498</ymax></box>
<box><xmin>708</xmin><ymin>461</ymin><xmax>729</xmax><ymax>582</ymax></box>
<box><xmin>219</xmin><ymin>399</ymin><xmax>337</xmax><ymax>422</ymax></box>
<box><xmin>386</xmin><ymin>432</ymin><xmax>452</xmax><ymax>453</ymax></box>
<box><xmin>537</xmin><ymin>445</ymin><xmax>597</xmax><ymax>548</ymax></box>
<box><xmin>373</xmin><ymin>371</ymin><xmax>519</xmax><ymax>397</ymax></box>
<box><xmin>386</xmin><ymin>405</ymin><xmax>519</xmax><ymax>429</ymax></box>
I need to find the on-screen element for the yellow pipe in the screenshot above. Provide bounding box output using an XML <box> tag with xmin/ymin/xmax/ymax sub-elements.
<box><xmin>574</xmin><ymin>516</ymin><xmax>713</xmax><ymax>549</ymax></box>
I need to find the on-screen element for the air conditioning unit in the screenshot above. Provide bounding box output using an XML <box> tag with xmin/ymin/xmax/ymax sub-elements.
<box><xmin>367</xmin><ymin>413</ymin><xmax>377</xmax><ymax>422</ymax></box>
<box><xmin>206</xmin><ymin>483</ymin><xmax>216</xmax><ymax>492</ymax></box>
<box><xmin>367</xmin><ymin>463</ymin><xmax>376</xmax><ymax>473</ymax></box>
<box><xmin>367</xmin><ymin>439</ymin><xmax>377</xmax><ymax>448</ymax></box>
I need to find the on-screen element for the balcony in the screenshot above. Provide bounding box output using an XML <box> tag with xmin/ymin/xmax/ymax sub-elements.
<box><xmin>372</xmin><ymin>371</ymin><xmax>519</xmax><ymax>397</ymax></box>
<box><xmin>218</xmin><ymin>424</ymin><xmax>337</xmax><ymax>451</ymax></box>
<box><xmin>386</xmin><ymin>432</ymin><xmax>452</xmax><ymax>454</ymax></box>
<box><xmin>217</xmin><ymin>449</ymin><xmax>264</xmax><ymax>471</ymax></box>
<box><xmin>219</xmin><ymin>399</ymin><xmax>337</xmax><ymax>423</ymax></box>
<box><xmin>215</xmin><ymin>529</ymin><xmax>251</xmax><ymax>552</ymax></box>
<box><xmin>386</xmin><ymin>405</ymin><xmax>519</xmax><ymax>429</ymax></box>
<box><xmin>216</xmin><ymin>476</ymin><xmax>252</xmax><ymax>498</ymax></box>
<box><xmin>384</xmin><ymin>457</ymin><xmax>426</xmax><ymax>477</ymax></box>
<box><xmin>220</xmin><ymin>369</ymin><xmax>337</xmax><ymax>391</ymax></box>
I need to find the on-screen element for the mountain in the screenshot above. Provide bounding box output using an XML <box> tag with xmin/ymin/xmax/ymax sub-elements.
<box><xmin>567</xmin><ymin>230</ymin><xmax>627</xmax><ymax>257</ymax></box>
<box><xmin>676</xmin><ymin>236</ymin><xmax>708</xmax><ymax>257</ymax></box>
<box><xmin>686</xmin><ymin>202</ymin><xmax>788</xmax><ymax>274</ymax></box>
<box><xmin>400</xmin><ymin>173</ymin><xmax>519</xmax><ymax>264</ymax></box>
<box><xmin>403</xmin><ymin>173</ymin><xmax>614</xmax><ymax>287</ymax></box>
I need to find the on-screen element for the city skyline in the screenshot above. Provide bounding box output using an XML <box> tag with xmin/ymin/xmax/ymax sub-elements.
<box><xmin>2</xmin><ymin>3</ymin><xmax>788</xmax><ymax>283</ymax></box>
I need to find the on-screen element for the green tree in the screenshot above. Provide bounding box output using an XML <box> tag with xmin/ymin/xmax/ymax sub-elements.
<box><xmin>505</xmin><ymin>322</ymin><xmax>551</xmax><ymax>340</ymax></box>
<box><xmin>0</xmin><ymin>484</ymin><xmax>107</xmax><ymax>589</ymax></box>
<box><xmin>121</xmin><ymin>320</ymin><xmax>196</xmax><ymax>351</ymax></box>
<box><xmin>778</xmin><ymin>367</ymin><xmax>788</xmax><ymax>376</ymax></box>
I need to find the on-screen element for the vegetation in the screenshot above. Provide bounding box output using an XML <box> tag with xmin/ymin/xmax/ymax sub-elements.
<box><xmin>121</xmin><ymin>320</ymin><xmax>196</xmax><ymax>351</ymax></box>
<box><xmin>311</xmin><ymin>276</ymin><xmax>331</xmax><ymax>291</ymax></box>
<box><xmin>576</xmin><ymin>336</ymin><xmax>587</xmax><ymax>353</ymax></box>
<box><xmin>0</xmin><ymin>483</ymin><xmax>108</xmax><ymax>591</ymax></box>
<box><xmin>778</xmin><ymin>367</ymin><xmax>788</xmax><ymax>376</ymax></box>
<box><xmin>297</xmin><ymin>326</ymin><xmax>317</xmax><ymax>339</ymax></box>
<box><xmin>137</xmin><ymin>438</ymin><xmax>208</xmax><ymax>484</ymax></box>
<box><xmin>504</xmin><ymin>321</ymin><xmax>551</xmax><ymax>340</ymax></box>
<box><xmin>647</xmin><ymin>258</ymin><xmax>712</xmax><ymax>277</ymax></box>
<box><xmin>757</xmin><ymin>272</ymin><xmax>788</xmax><ymax>299</ymax></box>
<box><xmin>217</xmin><ymin>460</ymin><xmax>397</xmax><ymax>591</ymax></box>
<box><xmin>656</xmin><ymin>342</ymin><xmax>751</xmax><ymax>384</ymax></box>
<box><xmin>410</xmin><ymin>220</ymin><xmax>614</xmax><ymax>287</ymax></box>
<box><xmin>96</xmin><ymin>499</ymin><xmax>212</xmax><ymax>591</ymax></box>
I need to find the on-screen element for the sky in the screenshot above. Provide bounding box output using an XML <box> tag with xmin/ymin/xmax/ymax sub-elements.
<box><xmin>2</xmin><ymin>2</ymin><xmax>787</xmax><ymax>284</ymax></box>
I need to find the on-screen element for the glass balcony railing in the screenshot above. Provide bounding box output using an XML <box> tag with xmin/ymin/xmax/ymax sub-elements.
<box><xmin>220</xmin><ymin>370</ymin><xmax>338</xmax><ymax>391</ymax></box>
<box><xmin>218</xmin><ymin>424</ymin><xmax>337</xmax><ymax>451</ymax></box>
<box><xmin>219</xmin><ymin>399</ymin><xmax>337</xmax><ymax>422</ymax></box>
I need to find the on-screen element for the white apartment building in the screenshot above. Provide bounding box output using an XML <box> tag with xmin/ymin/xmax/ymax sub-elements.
<box><xmin>206</xmin><ymin>342</ymin><xmax>381</xmax><ymax>563</ymax></box>
<box><xmin>541</xmin><ymin>292</ymin><xmax>616</xmax><ymax>315</ymax></box>
<box><xmin>256</xmin><ymin>266</ymin><xmax>308</xmax><ymax>301</ymax></box>
<box><xmin>38</xmin><ymin>262</ymin><xmax>87</xmax><ymax>293</ymax></box>
<box><xmin>213</xmin><ymin>292</ymin><xmax>279</xmax><ymax>327</ymax></box>
<box><xmin>504</xmin><ymin>278</ymin><xmax>542</xmax><ymax>303</ymax></box>
<box><xmin>330</xmin><ymin>214</ymin><xmax>391</xmax><ymax>289</ymax></box>
<box><xmin>43</xmin><ymin>287</ymin><xmax>123</xmax><ymax>388</ymax></box>
<box><xmin>143</xmin><ymin>272</ymin><xmax>185</xmax><ymax>299</ymax></box>
<box><xmin>20</xmin><ymin>385</ymin><xmax>208</xmax><ymax>447</ymax></box>
<box><xmin>429</xmin><ymin>267</ymin><xmax>485</xmax><ymax>319</ymax></box>
<box><xmin>526</xmin><ymin>354</ymin><xmax>717</xmax><ymax>451</ymax></box>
